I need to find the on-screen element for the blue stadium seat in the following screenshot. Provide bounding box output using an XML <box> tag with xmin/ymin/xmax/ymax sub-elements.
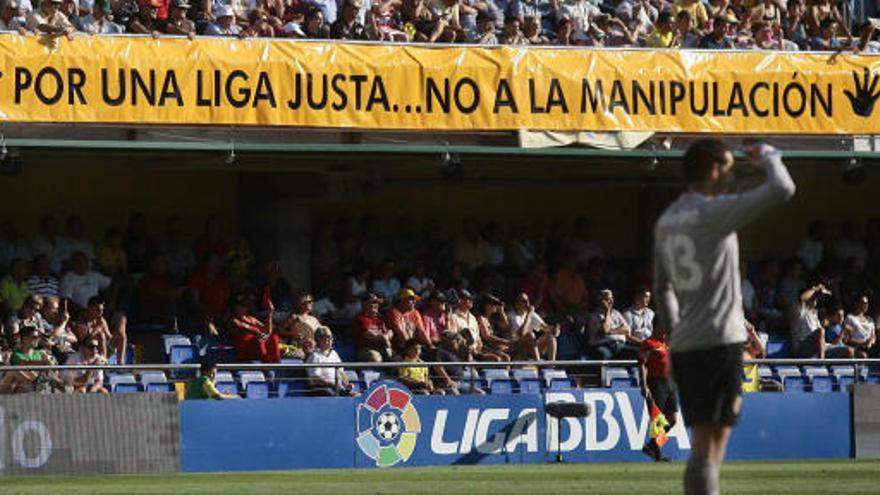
<box><xmin>542</xmin><ymin>369</ymin><xmax>568</xmax><ymax>388</ymax></box>
<box><xmin>775</xmin><ymin>366</ymin><xmax>804</xmax><ymax>392</ymax></box>
<box><xmin>169</xmin><ymin>344</ymin><xmax>199</xmax><ymax>379</ymax></box>
<box><xmin>237</xmin><ymin>370</ymin><xmax>267</xmax><ymax>391</ymax></box>
<box><xmin>335</xmin><ymin>340</ymin><xmax>355</xmax><ymax>362</ymax></box>
<box><xmin>246</xmin><ymin>382</ymin><xmax>270</xmax><ymax>399</ymax></box>
<box><xmin>107</xmin><ymin>373</ymin><xmax>137</xmax><ymax>392</ymax></box>
<box><xmin>145</xmin><ymin>383</ymin><xmax>175</xmax><ymax>393</ymax></box>
<box><xmin>215</xmin><ymin>381</ymin><xmax>239</xmax><ymax>396</ymax></box>
<box><xmin>162</xmin><ymin>334</ymin><xmax>192</xmax><ymax>357</ymax></box>
<box><xmin>489</xmin><ymin>379</ymin><xmax>515</xmax><ymax>394</ymax></box>
<box><xmin>518</xmin><ymin>378</ymin><xmax>542</xmax><ymax>394</ymax></box>
<box><xmin>482</xmin><ymin>369</ymin><xmax>511</xmax><ymax>385</ymax></box>
<box><xmin>361</xmin><ymin>370</ymin><xmax>382</xmax><ymax>388</ymax></box>
<box><xmin>549</xmin><ymin>378</ymin><xmax>573</xmax><ymax>391</ymax></box>
<box><xmin>804</xmin><ymin>366</ymin><xmax>832</xmax><ymax>393</ymax></box>
<box><xmin>766</xmin><ymin>340</ymin><xmax>792</xmax><ymax>359</ymax></box>
<box><xmin>107</xmin><ymin>345</ymin><xmax>135</xmax><ymax>365</ymax></box>
<box><xmin>511</xmin><ymin>368</ymin><xmax>539</xmax><ymax>382</ymax></box>
<box><xmin>604</xmin><ymin>367</ymin><xmax>631</xmax><ymax>388</ymax></box>
<box><xmin>114</xmin><ymin>383</ymin><xmax>142</xmax><ymax>393</ymax></box>
<box><xmin>139</xmin><ymin>371</ymin><xmax>168</xmax><ymax>386</ymax></box>
<box><xmin>275</xmin><ymin>379</ymin><xmax>308</xmax><ymax>398</ymax></box>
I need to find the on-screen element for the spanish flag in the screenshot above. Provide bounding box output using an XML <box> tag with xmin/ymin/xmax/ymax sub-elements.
<box><xmin>649</xmin><ymin>402</ymin><xmax>670</xmax><ymax>448</ymax></box>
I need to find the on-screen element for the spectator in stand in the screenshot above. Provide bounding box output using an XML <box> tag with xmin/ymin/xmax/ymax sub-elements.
<box><xmin>164</xmin><ymin>0</ymin><xmax>194</xmax><ymax>34</ymax></box>
<box><xmin>73</xmin><ymin>296</ymin><xmax>127</xmax><ymax>364</ymax></box>
<box><xmin>302</xmin><ymin>6</ymin><xmax>329</xmax><ymax>37</ymax></box>
<box><xmin>60</xmin><ymin>251</ymin><xmax>111</xmax><ymax>312</ymax></box>
<box><xmin>742</xmin><ymin>320</ymin><xmax>784</xmax><ymax>391</ymax></box>
<box><xmin>810</xmin><ymin>18</ymin><xmax>850</xmax><ymax>50</ymax></box>
<box><xmin>400</xmin><ymin>0</ymin><xmax>433</xmax><ymax>41</ymax></box>
<box><xmin>155</xmin><ymin>216</ymin><xmax>194</xmax><ymax>285</ymax></box>
<box><xmin>519</xmin><ymin>261</ymin><xmax>550</xmax><ymax>315</ymax></box>
<box><xmin>446</xmin><ymin>289</ymin><xmax>487</xmax><ymax>358</ymax></box>
<box><xmin>40</xmin><ymin>295</ymin><xmax>77</xmax><ymax>359</ymax></box>
<box><xmin>587</xmin><ymin>289</ymin><xmax>635</xmax><ymax>360</ymax></box>
<box><xmin>432</xmin><ymin>331</ymin><xmax>465</xmax><ymax>395</ymax></box>
<box><xmin>561</xmin><ymin>0</ymin><xmax>600</xmax><ymax>44</ymax></box>
<box><xmin>278</xmin><ymin>291</ymin><xmax>321</xmax><ymax>359</ymax></box>
<box><xmin>62</xmin><ymin>337</ymin><xmax>108</xmax><ymax>394</ymax></box>
<box><xmin>454</xmin><ymin>218</ymin><xmax>489</xmax><ymax>274</ymax></box>
<box><xmin>371</xmin><ymin>259</ymin><xmax>401</xmax><ymax>304</ymax></box>
<box><xmin>96</xmin><ymin>228</ymin><xmax>128</xmax><ymax>278</ymax></box>
<box><xmin>804</xmin><ymin>0</ymin><xmax>847</xmax><ymax>37</ymax></box>
<box><xmin>474</xmin><ymin>9</ymin><xmax>498</xmax><ymax>43</ymax></box>
<box><xmin>844</xmin><ymin>294</ymin><xmax>877</xmax><ymax>358</ymax></box>
<box><xmin>204</xmin><ymin>7</ymin><xmax>241</xmax><ymax>36</ymax></box>
<box><xmin>76</xmin><ymin>0</ymin><xmax>123</xmax><ymax>32</ymax></box>
<box><xmin>123</xmin><ymin>212</ymin><xmax>153</xmax><ymax>277</ymax></box>
<box><xmin>623</xmin><ymin>286</ymin><xmax>654</xmax><ymax>344</ymax></box>
<box><xmin>397</xmin><ymin>340</ymin><xmax>437</xmax><ymax>394</ymax></box>
<box><xmin>783</xmin><ymin>0</ymin><xmax>809</xmax><ymax>49</ymax></box>
<box><xmin>0</xmin><ymin>0</ymin><xmax>28</xmax><ymax>33</ymax></box>
<box><xmin>749</xmin><ymin>0</ymin><xmax>780</xmax><ymax>26</ymax></box>
<box><xmin>331</xmin><ymin>0</ymin><xmax>366</xmax><ymax>38</ymax></box>
<box><xmin>353</xmin><ymin>292</ymin><xmax>393</xmax><ymax>362</ymax></box>
<box><xmin>306</xmin><ymin>326</ymin><xmax>357</xmax><ymax>396</ymax></box>
<box><xmin>475</xmin><ymin>294</ymin><xmax>511</xmax><ymax>360</ymax></box>
<box><xmin>791</xmin><ymin>282</ymin><xmax>831</xmax><ymax>358</ymax></box>
<box><xmin>823</xmin><ymin>305</ymin><xmax>856</xmax><ymax>358</ymax></box>
<box><xmin>229</xmin><ymin>293</ymin><xmax>282</xmax><ymax>363</ymax></box>
<box><xmin>7</xmin><ymin>295</ymin><xmax>52</xmax><ymax>336</ymax></box>
<box><xmin>858</xmin><ymin>19</ymin><xmax>880</xmax><ymax>53</ymax></box>
<box><xmin>507</xmin><ymin>292</ymin><xmax>559</xmax><ymax>360</ymax></box>
<box><xmin>342</xmin><ymin>264</ymin><xmax>370</xmax><ymax>318</ymax></box>
<box><xmin>406</xmin><ymin>261</ymin><xmax>436</xmax><ymax>299</ymax></box>
<box><xmin>31</xmin><ymin>216</ymin><xmax>65</xmax><ymax>275</ymax></box>
<box><xmin>26</xmin><ymin>0</ymin><xmax>75</xmax><ymax>36</ymax></box>
<box><xmin>569</xmin><ymin>217</ymin><xmax>603</xmax><ymax>272</ymax></box>
<box><xmin>647</xmin><ymin>10</ymin><xmax>676</xmax><ymax>47</ymax></box>
<box><xmin>674</xmin><ymin>10</ymin><xmax>700</xmax><ymax>47</ymax></box>
<box><xmin>0</xmin><ymin>258</ymin><xmax>31</xmax><ymax>313</ymax></box>
<box><xmin>256</xmin><ymin>260</ymin><xmax>293</xmax><ymax>318</ymax></box>
<box><xmin>185</xmin><ymin>361</ymin><xmax>240</xmax><ymax>399</ymax></box>
<box><xmin>60</xmin><ymin>215</ymin><xmax>94</xmax><ymax>267</ymax></box>
<box><xmin>671</xmin><ymin>0</ymin><xmax>707</xmax><ymax>31</ymax></box>
<box><xmin>594</xmin><ymin>12</ymin><xmax>638</xmax><ymax>46</ymax></box>
<box><xmin>427</xmin><ymin>0</ymin><xmax>464</xmax><ymax>42</ymax></box>
<box><xmin>0</xmin><ymin>326</ymin><xmax>57</xmax><ymax>394</ymax></box>
<box><xmin>188</xmin><ymin>252</ymin><xmax>231</xmax><ymax>320</ymax></box>
<box><xmin>241</xmin><ymin>7</ymin><xmax>275</xmax><ymax>36</ymax></box>
<box><xmin>386</xmin><ymin>288</ymin><xmax>431</xmax><ymax>352</ymax></box>
<box><xmin>498</xmin><ymin>15</ymin><xmax>526</xmax><ymax>43</ymax></box>
<box><xmin>420</xmin><ymin>291</ymin><xmax>448</xmax><ymax>347</ymax></box>
<box><xmin>549</xmin><ymin>253</ymin><xmax>588</xmax><ymax>315</ymax></box>
<box><xmin>127</xmin><ymin>0</ymin><xmax>164</xmax><ymax>35</ymax></box>
<box><xmin>139</xmin><ymin>254</ymin><xmax>184</xmax><ymax>324</ymax></box>
<box><xmin>0</xmin><ymin>222</ymin><xmax>31</xmax><ymax>273</ymax></box>
<box><xmin>834</xmin><ymin>221</ymin><xmax>868</xmax><ymax>270</ymax></box>
<box><xmin>522</xmin><ymin>15</ymin><xmax>548</xmax><ymax>44</ymax></box>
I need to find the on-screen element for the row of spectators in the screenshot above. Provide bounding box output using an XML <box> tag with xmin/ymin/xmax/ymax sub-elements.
<box><xmin>1</xmin><ymin>0</ymin><xmax>878</xmax><ymax>51</ymax></box>
<box><xmin>0</xmin><ymin>213</ymin><xmax>878</xmax><ymax>395</ymax></box>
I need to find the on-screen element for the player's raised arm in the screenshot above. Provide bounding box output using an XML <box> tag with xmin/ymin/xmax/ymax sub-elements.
<box><xmin>652</xmin><ymin>236</ymin><xmax>680</xmax><ymax>332</ymax></box>
<box><xmin>703</xmin><ymin>143</ymin><xmax>797</xmax><ymax>236</ymax></box>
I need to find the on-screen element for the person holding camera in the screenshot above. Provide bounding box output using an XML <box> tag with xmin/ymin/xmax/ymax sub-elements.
<box><xmin>791</xmin><ymin>282</ymin><xmax>832</xmax><ymax>358</ymax></box>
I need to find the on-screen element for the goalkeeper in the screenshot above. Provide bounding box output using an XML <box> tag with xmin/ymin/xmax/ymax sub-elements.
<box><xmin>639</xmin><ymin>322</ymin><xmax>678</xmax><ymax>462</ymax></box>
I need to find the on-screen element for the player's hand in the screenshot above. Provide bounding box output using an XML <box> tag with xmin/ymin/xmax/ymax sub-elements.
<box><xmin>741</xmin><ymin>140</ymin><xmax>777</xmax><ymax>162</ymax></box>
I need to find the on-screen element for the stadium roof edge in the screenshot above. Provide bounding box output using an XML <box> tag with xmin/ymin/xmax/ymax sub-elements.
<box><xmin>5</xmin><ymin>138</ymin><xmax>880</xmax><ymax>159</ymax></box>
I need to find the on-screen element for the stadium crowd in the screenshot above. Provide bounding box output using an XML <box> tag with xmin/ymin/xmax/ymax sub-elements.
<box><xmin>0</xmin><ymin>0</ymin><xmax>878</xmax><ymax>51</ymax></box>
<box><xmin>0</xmin><ymin>212</ymin><xmax>878</xmax><ymax>395</ymax></box>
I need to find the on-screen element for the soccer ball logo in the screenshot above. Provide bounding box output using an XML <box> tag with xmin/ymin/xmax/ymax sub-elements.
<box><xmin>356</xmin><ymin>383</ymin><xmax>421</xmax><ymax>467</ymax></box>
<box><xmin>376</xmin><ymin>412</ymin><xmax>401</xmax><ymax>441</ymax></box>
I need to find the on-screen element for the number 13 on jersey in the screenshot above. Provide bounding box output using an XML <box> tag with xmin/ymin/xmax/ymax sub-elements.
<box><xmin>663</xmin><ymin>234</ymin><xmax>703</xmax><ymax>291</ymax></box>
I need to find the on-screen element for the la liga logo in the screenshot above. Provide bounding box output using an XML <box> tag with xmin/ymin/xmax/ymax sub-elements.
<box><xmin>356</xmin><ymin>382</ymin><xmax>421</xmax><ymax>467</ymax></box>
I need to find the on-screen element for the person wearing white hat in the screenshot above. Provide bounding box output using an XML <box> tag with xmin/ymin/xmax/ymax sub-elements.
<box><xmin>204</xmin><ymin>2</ymin><xmax>241</xmax><ymax>35</ymax></box>
<box><xmin>26</xmin><ymin>0</ymin><xmax>75</xmax><ymax>35</ymax></box>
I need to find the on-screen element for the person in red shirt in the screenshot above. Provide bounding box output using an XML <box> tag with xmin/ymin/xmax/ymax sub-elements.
<box><xmin>193</xmin><ymin>217</ymin><xmax>228</xmax><ymax>261</ymax></box>
<box><xmin>188</xmin><ymin>253</ymin><xmax>230</xmax><ymax>320</ymax></box>
<box><xmin>385</xmin><ymin>288</ymin><xmax>431</xmax><ymax>352</ymax></box>
<box><xmin>229</xmin><ymin>294</ymin><xmax>281</xmax><ymax>363</ymax></box>
<box><xmin>353</xmin><ymin>292</ymin><xmax>393</xmax><ymax>362</ymax></box>
<box><xmin>639</xmin><ymin>322</ymin><xmax>678</xmax><ymax>462</ymax></box>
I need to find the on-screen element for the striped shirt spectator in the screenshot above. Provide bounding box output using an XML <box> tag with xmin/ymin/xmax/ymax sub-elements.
<box><xmin>27</xmin><ymin>254</ymin><xmax>61</xmax><ymax>298</ymax></box>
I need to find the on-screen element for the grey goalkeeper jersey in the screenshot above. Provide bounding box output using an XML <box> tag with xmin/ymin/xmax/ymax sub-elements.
<box><xmin>654</xmin><ymin>149</ymin><xmax>796</xmax><ymax>352</ymax></box>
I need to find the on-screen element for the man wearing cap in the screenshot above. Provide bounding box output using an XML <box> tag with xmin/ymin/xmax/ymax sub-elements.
<box><xmin>699</xmin><ymin>15</ymin><xmax>735</xmax><ymax>48</ymax></box>
<box><xmin>386</xmin><ymin>288</ymin><xmax>431</xmax><ymax>352</ymax></box>
<box><xmin>26</xmin><ymin>0</ymin><xmax>75</xmax><ymax>35</ymax></box>
<box><xmin>204</xmin><ymin>3</ymin><xmax>239</xmax><ymax>34</ymax></box>
<box><xmin>352</xmin><ymin>292</ymin><xmax>394</xmax><ymax>362</ymax></box>
<box><xmin>76</xmin><ymin>0</ymin><xmax>123</xmax><ymax>33</ymax></box>
<box><xmin>164</xmin><ymin>0</ymin><xmax>193</xmax><ymax>34</ymax></box>
<box><xmin>127</xmin><ymin>0</ymin><xmax>164</xmax><ymax>34</ymax></box>
<box><xmin>330</xmin><ymin>0</ymin><xmax>366</xmax><ymax>39</ymax></box>
<box><xmin>447</xmin><ymin>289</ymin><xmax>486</xmax><ymax>356</ymax></box>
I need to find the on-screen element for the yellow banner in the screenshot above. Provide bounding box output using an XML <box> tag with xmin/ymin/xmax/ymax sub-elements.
<box><xmin>2</xmin><ymin>35</ymin><xmax>880</xmax><ymax>133</ymax></box>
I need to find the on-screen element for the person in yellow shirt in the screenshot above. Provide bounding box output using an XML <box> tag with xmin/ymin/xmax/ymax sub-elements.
<box><xmin>671</xmin><ymin>0</ymin><xmax>709</xmax><ymax>31</ymax></box>
<box><xmin>646</xmin><ymin>11</ymin><xmax>677</xmax><ymax>48</ymax></box>
<box><xmin>95</xmin><ymin>228</ymin><xmax>128</xmax><ymax>277</ymax></box>
<box><xmin>397</xmin><ymin>341</ymin><xmax>437</xmax><ymax>394</ymax></box>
